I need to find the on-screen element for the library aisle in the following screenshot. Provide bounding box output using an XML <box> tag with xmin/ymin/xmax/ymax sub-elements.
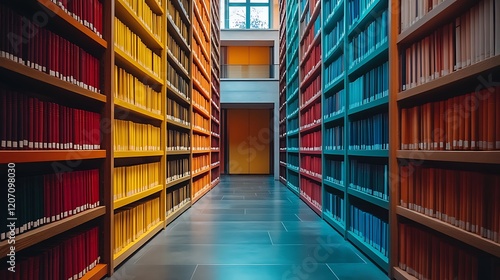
<box><xmin>107</xmin><ymin>175</ymin><xmax>388</xmax><ymax>280</ymax></box>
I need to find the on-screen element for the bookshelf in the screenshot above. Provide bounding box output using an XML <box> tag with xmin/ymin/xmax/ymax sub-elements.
<box><xmin>210</xmin><ymin>0</ymin><xmax>221</xmax><ymax>188</ymax></box>
<box><xmin>389</xmin><ymin>0</ymin><xmax>500</xmax><ymax>279</ymax></box>
<box><xmin>279</xmin><ymin>0</ymin><xmax>288</xmax><ymax>185</ymax></box>
<box><xmin>0</xmin><ymin>0</ymin><xmax>108</xmax><ymax>278</ymax></box>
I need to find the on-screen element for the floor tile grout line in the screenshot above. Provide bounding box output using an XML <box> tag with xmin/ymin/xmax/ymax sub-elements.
<box><xmin>267</xmin><ymin>231</ymin><xmax>274</xmax><ymax>245</ymax></box>
<box><xmin>326</xmin><ymin>264</ymin><xmax>341</xmax><ymax>280</ymax></box>
<box><xmin>294</xmin><ymin>214</ymin><xmax>303</xmax><ymax>222</ymax></box>
<box><xmin>189</xmin><ymin>264</ymin><xmax>199</xmax><ymax>280</ymax></box>
<box><xmin>352</xmin><ymin>250</ymin><xmax>368</xmax><ymax>264</ymax></box>
<box><xmin>281</xmin><ymin>221</ymin><xmax>288</xmax><ymax>232</ymax></box>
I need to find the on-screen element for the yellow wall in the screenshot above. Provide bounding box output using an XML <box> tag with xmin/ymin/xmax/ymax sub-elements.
<box><xmin>227</xmin><ymin>109</ymin><xmax>271</xmax><ymax>174</ymax></box>
<box><xmin>226</xmin><ymin>46</ymin><xmax>271</xmax><ymax>78</ymax></box>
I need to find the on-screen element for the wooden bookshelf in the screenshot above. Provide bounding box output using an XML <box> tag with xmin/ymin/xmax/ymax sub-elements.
<box><xmin>114</xmin><ymin>185</ymin><xmax>164</xmax><ymax>210</ymax></box>
<box><xmin>347</xmin><ymin>231</ymin><xmax>389</xmax><ymax>271</ymax></box>
<box><xmin>0</xmin><ymin>150</ymin><xmax>106</xmax><ymax>164</ymax></box>
<box><xmin>114</xmin><ymin>99</ymin><xmax>164</xmax><ymax>121</ymax></box>
<box><xmin>0</xmin><ymin>206</ymin><xmax>106</xmax><ymax>256</ymax></box>
<box><xmin>347</xmin><ymin>188</ymin><xmax>389</xmax><ymax>210</ymax></box>
<box><xmin>145</xmin><ymin>0</ymin><xmax>164</xmax><ymax>15</ymax></box>
<box><xmin>113</xmin><ymin>222</ymin><xmax>164</xmax><ymax>267</ymax></box>
<box><xmin>396</xmin><ymin>150</ymin><xmax>500</xmax><ymax>164</ymax></box>
<box><xmin>166</xmin><ymin>201</ymin><xmax>191</xmax><ymax>224</ymax></box>
<box><xmin>115</xmin><ymin>48</ymin><xmax>164</xmax><ymax>86</ymax></box>
<box><xmin>167</xmin><ymin>175</ymin><xmax>191</xmax><ymax>188</ymax></box>
<box><xmin>114</xmin><ymin>151</ymin><xmax>164</xmax><ymax>158</ymax></box>
<box><xmin>81</xmin><ymin>264</ymin><xmax>108</xmax><ymax>280</ymax></box>
<box><xmin>392</xmin><ymin>267</ymin><xmax>418</xmax><ymax>280</ymax></box>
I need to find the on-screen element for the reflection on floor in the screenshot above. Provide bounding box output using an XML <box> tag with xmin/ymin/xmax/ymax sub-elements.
<box><xmin>108</xmin><ymin>175</ymin><xmax>389</xmax><ymax>280</ymax></box>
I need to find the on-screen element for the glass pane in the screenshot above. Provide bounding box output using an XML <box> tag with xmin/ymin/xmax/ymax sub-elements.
<box><xmin>250</xmin><ymin>6</ymin><xmax>268</xmax><ymax>29</ymax></box>
<box><xmin>229</xmin><ymin>6</ymin><xmax>246</xmax><ymax>29</ymax></box>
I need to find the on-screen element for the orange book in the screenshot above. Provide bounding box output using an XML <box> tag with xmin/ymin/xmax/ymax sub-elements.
<box><xmin>446</xmin><ymin>98</ymin><xmax>453</xmax><ymax>150</ymax></box>
<box><xmin>400</xmin><ymin>165</ymin><xmax>408</xmax><ymax>207</ymax></box>
<box><xmin>429</xmin><ymin>168</ymin><xmax>435</xmax><ymax>217</ymax></box>
<box><xmin>421</xmin><ymin>104</ymin><xmax>426</xmax><ymax>150</ymax></box>
<box><xmin>442</xmin><ymin>25</ymin><xmax>449</xmax><ymax>76</ymax></box>
<box><xmin>408</xmin><ymin>164</ymin><xmax>415</xmax><ymax>210</ymax></box>
<box><xmin>399</xmin><ymin>223</ymin><xmax>406</xmax><ymax>270</ymax></box>
<box><xmin>452</xmin><ymin>96</ymin><xmax>459</xmax><ymax>150</ymax></box>
<box><xmin>426</xmin><ymin>102</ymin><xmax>432</xmax><ymax>150</ymax></box>
<box><xmin>448</xmin><ymin>23</ymin><xmax>454</xmax><ymax>74</ymax></box>
<box><xmin>415</xmin><ymin>166</ymin><xmax>422</xmax><ymax>213</ymax></box>
<box><xmin>464</xmin><ymin>93</ymin><xmax>471</xmax><ymax>150</ymax></box>
<box><xmin>401</xmin><ymin>108</ymin><xmax>408</xmax><ymax>149</ymax></box>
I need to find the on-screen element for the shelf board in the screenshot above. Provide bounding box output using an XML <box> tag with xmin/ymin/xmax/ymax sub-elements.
<box><xmin>396</xmin><ymin>150</ymin><xmax>500</xmax><ymax>164</ymax></box>
<box><xmin>299</xmin><ymin>1</ymin><xmax>310</xmax><ymax>23</ymax></box>
<box><xmin>115</xmin><ymin>48</ymin><xmax>164</xmax><ymax>86</ymax></box>
<box><xmin>0</xmin><ymin>150</ymin><xmax>106</xmax><ymax>164</ymax></box>
<box><xmin>347</xmin><ymin>231</ymin><xmax>389</xmax><ymax>272</ymax></box>
<box><xmin>167</xmin><ymin>50</ymin><xmax>190</xmax><ymax>80</ymax></box>
<box><xmin>192</xmin><ymin>168</ymin><xmax>210</xmax><ymax>178</ymax></box>
<box><xmin>171</xmin><ymin>0</ymin><xmax>191</xmax><ymax>26</ymax></box>
<box><xmin>0</xmin><ymin>57</ymin><xmax>106</xmax><ymax>104</ymax></box>
<box><xmin>392</xmin><ymin>267</ymin><xmax>418</xmax><ymax>280</ymax></box>
<box><xmin>81</xmin><ymin>264</ymin><xmax>108</xmax><ymax>280</ymax></box>
<box><xmin>287</xmin><ymin>166</ymin><xmax>300</xmax><ymax>173</ymax></box>
<box><xmin>192</xmin><ymin>127</ymin><xmax>211</xmax><ymax>136</ymax></box>
<box><xmin>299</xmin><ymin>171</ymin><xmax>322</xmax><ymax>182</ymax></box>
<box><xmin>166</xmin><ymin>175</ymin><xmax>191</xmax><ymax>188</ymax></box>
<box><xmin>396</xmin><ymin>206</ymin><xmax>500</xmax><ymax>258</ymax></box>
<box><xmin>347</xmin><ymin>0</ymin><xmax>387</xmax><ymax>38</ymax></box>
<box><xmin>192</xmin><ymin>149</ymin><xmax>211</xmax><ymax>154</ymax></box>
<box><xmin>145</xmin><ymin>0</ymin><xmax>164</xmax><ymax>15</ymax></box>
<box><xmin>286</xmin><ymin>184</ymin><xmax>300</xmax><ymax>196</ymax></box>
<box><xmin>193</xmin><ymin>77</ymin><xmax>211</xmax><ymax>100</ymax></box>
<box><xmin>300</xmin><ymin>122</ymin><xmax>322</xmax><ymax>134</ymax></box>
<box><xmin>280</xmin><ymin>162</ymin><xmax>287</xmax><ymax>167</ymax></box>
<box><xmin>114</xmin><ymin>222</ymin><xmax>164</xmax><ymax>267</ymax></box>
<box><xmin>193</xmin><ymin>3</ymin><xmax>210</xmax><ymax>46</ymax></box>
<box><xmin>192</xmin><ymin>185</ymin><xmax>211</xmax><ymax>204</ymax></box>
<box><xmin>166</xmin><ymin>201</ymin><xmax>191</xmax><ymax>225</ymax></box>
<box><xmin>300</xmin><ymin>92</ymin><xmax>321</xmax><ymax>112</ymax></box>
<box><xmin>193</xmin><ymin>103</ymin><xmax>211</xmax><ymax>119</ymax></box>
<box><xmin>279</xmin><ymin>177</ymin><xmax>287</xmax><ymax>185</ymax></box>
<box><xmin>37</xmin><ymin>0</ymin><xmax>107</xmax><ymax>50</ymax></box>
<box><xmin>324</xmin><ymin>75</ymin><xmax>345</xmax><ymax>95</ymax></box>
<box><xmin>193</xmin><ymin>29</ymin><xmax>210</xmax><ymax>63</ymax></box>
<box><xmin>323</xmin><ymin>0</ymin><xmax>345</xmax><ymax>32</ymax></box>
<box><xmin>300</xmin><ymin>32</ymin><xmax>321</xmax><ymax>67</ymax></box>
<box><xmin>167</xmin><ymin>15</ymin><xmax>191</xmax><ymax>53</ymax></box>
<box><xmin>300</xmin><ymin>195</ymin><xmax>322</xmax><ymax>216</ymax></box>
<box><xmin>397</xmin><ymin>55</ymin><xmax>500</xmax><ymax>102</ymax></box>
<box><xmin>211</xmin><ymin>162</ymin><xmax>221</xmax><ymax>169</ymax></box>
<box><xmin>300</xmin><ymin>150</ymin><xmax>322</xmax><ymax>155</ymax></box>
<box><xmin>115</xmin><ymin>0</ymin><xmax>164</xmax><ymax>50</ymax></box>
<box><xmin>397</xmin><ymin>0</ymin><xmax>472</xmax><ymax>46</ymax></box>
<box><xmin>324</xmin><ymin>180</ymin><xmax>345</xmax><ymax>192</ymax></box>
<box><xmin>114</xmin><ymin>185</ymin><xmax>164</xmax><ymax>210</ymax></box>
<box><xmin>114</xmin><ymin>99</ymin><xmax>164</xmax><ymax>121</ymax></box>
<box><xmin>323</xmin><ymin>112</ymin><xmax>345</xmax><ymax>124</ymax></box>
<box><xmin>114</xmin><ymin>150</ymin><xmax>164</xmax><ymax>158</ymax></box>
<box><xmin>300</xmin><ymin>60</ymin><xmax>321</xmax><ymax>89</ymax></box>
<box><xmin>211</xmin><ymin>179</ymin><xmax>220</xmax><ymax>189</ymax></box>
<box><xmin>347</xmin><ymin>188</ymin><xmax>389</xmax><ymax>210</ymax></box>
<box><xmin>348</xmin><ymin>41</ymin><xmax>388</xmax><ymax>79</ymax></box>
<box><xmin>302</xmin><ymin>1</ymin><xmax>321</xmax><ymax>40</ymax></box>
<box><xmin>348</xmin><ymin>95</ymin><xmax>389</xmax><ymax>116</ymax></box>
<box><xmin>166</xmin><ymin>119</ymin><xmax>191</xmax><ymax>130</ymax></box>
<box><xmin>0</xmin><ymin>206</ymin><xmax>105</xmax><ymax>256</ymax></box>
<box><xmin>167</xmin><ymin>85</ymin><xmax>191</xmax><ymax>106</ymax></box>
<box><xmin>324</xmin><ymin>37</ymin><xmax>345</xmax><ymax>66</ymax></box>
<box><xmin>348</xmin><ymin>150</ymin><xmax>389</xmax><ymax>157</ymax></box>
<box><xmin>323</xmin><ymin>214</ymin><xmax>346</xmax><ymax>235</ymax></box>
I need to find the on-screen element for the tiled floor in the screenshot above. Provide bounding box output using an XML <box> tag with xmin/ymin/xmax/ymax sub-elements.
<box><xmin>108</xmin><ymin>175</ymin><xmax>389</xmax><ymax>280</ymax></box>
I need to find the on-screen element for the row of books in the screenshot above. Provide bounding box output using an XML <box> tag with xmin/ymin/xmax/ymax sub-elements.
<box><xmin>193</xmin><ymin>65</ymin><xmax>211</xmax><ymax>92</ymax></box>
<box><xmin>288</xmin><ymin>98</ymin><xmax>299</xmax><ymax>118</ymax></box>
<box><xmin>287</xmin><ymin>116</ymin><xmax>299</xmax><ymax>132</ymax></box>
<box><xmin>193</xmin><ymin>173</ymin><xmax>210</xmax><ymax>198</ymax></box>
<box><xmin>347</xmin><ymin>0</ymin><xmax>377</xmax><ymax>28</ymax></box>
<box><xmin>324</xmin><ymin>190</ymin><xmax>345</xmax><ymax>224</ymax></box>
<box><xmin>193</xmin><ymin>112</ymin><xmax>210</xmax><ymax>132</ymax></box>
<box><xmin>349</xmin><ymin>160</ymin><xmax>388</xmax><ymax>201</ymax></box>
<box><xmin>120</xmin><ymin>0</ymin><xmax>163</xmax><ymax>40</ymax></box>
<box><xmin>300</xmin><ymin>102</ymin><xmax>321</xmax><ymax>128</ymax></box>
<box><xmin>192</xmin><ymin>134</ymin><xmax>210</xmax><ymax>150</ymax></box>
<box><xmin>166</xmin><ymin>129</ymin><xmax>190</xmax><ymax>151</ymax></box>
<box><xmin>114</xmin><ymin>17</ymin><xmax>161</xmax><ymax>77</ymax></box>
<box><xmin>1</xmin><ymin>88</ymin><xmax>101</xmax><ymax>150</ymax></box>
<box><xmin>398</xmin><ymin>223</ymin><xmax>500</xmax><ymax>280</ymax></box>
<box><xmin>167</xmin><ymin>9</ymin><xmax>189</xmax><ymax>45</ymax></box>
<box><xmin>114</xmin><ymin>65</ymin><xmax>162</xmax><ymax>115</ymax></box>
<box><xmin>300</xmin><ymin>177</ymin><xmax>322</xmax><ymax>211</ymax></box>
<box><xmin>301</xmin><ymin>25</ymin><xmax>320</xmax><ymax>59</ymax></box>
<box><xmin>325</xmin><ymin>159</ymin><xmax>344</xmax><ymax>185</ymax></box>
<box><xmin>300</xmin><ymin>45</ymin><xmax>321</xmax><ymax>80</ymax></box>
<box><xmin>349</xmin><ymin>61</ymin><xmax>388</xmax><ymax>109</ymax></box>
<box><xmin>167</xmin><ymin>33</ymin><xmax>190</xmax><ymax>71</ymax></box>
<box><xmin>113</xmin><ymin>197</ymin><xmax>161</xmax><ymax>255</ymax></box>
<box><xmin>348</xmin><ymin>9</ymin><xmax>388</xmax><ymax>68</ymax></box>
<box><xmin>324</xmin><ymin>54</ymin><xmax>344</xmax><ymax>88</ymax></box>
<box><xmin>324</xmin><ymin>125</ymin><xmax>344</xmax><ymax>150</ymax></box>
<box><xmin>113</xmin><ymin>162</ymin><xmax>160</xmax><ymax>202</ymax></box>
<box><xmin>349</xmin><ymin>112</ymin><xmax>389</xmax><ymax>150</ymax></box>
<box><xmin>324</xmin><ymin>89</ymin><xmax>345</xmax><ymax>119</ymax></box>
<box><xmin>300</xmin><ymin>131</ymin><xmax>322</xmax><ymax>151</ymax></box>
<box><xmin>399</xmin><ymin>164</ymin><xmax>500</xmax><ymax>243</ymax></box>
<box><xmin>0</xmin><ymin>226</ymin><xmax>100</xmax><ymax>280</ymax></box>
<box><xmin>167</xmin><ymin>63</ymin><xmax>190</xmax><ymax>98</ymax></box>
<box><xmin>166</xmin><ymin>183</ymin><xmax>190</xmax><ymax>216</ymax></box>
<box><xmin>288</xmin><ymin>153</ymin><xmax>300</xmax><ymax>168</ymax></box>
<box><xmin>349</xmin><ymin>204</ymin><xmax>388</xmax><ymax>257</ymax></box>
<box><xmin>400</xmin><ymin>0</ymin><xmax>446</xmax><ymax>32</ymax></box>
<box><xmin>324</xmin><ymin>17</ymin><xmax>344</xmax><ymax>52</ymax></box>
<box><xmin>194</xmin><ymin>0</ymin><xmax>210</xmax><ymax>38</ymax></box>
<box><xmin>211</xmin><ymin>153</ymin><xmax>219</xmax><ymax>163</ymax></box>
<box><xmin>401</xmin><ymin>89</ymin><xmax>500</xmax><ymax>151</ymax></box>
<box><xmin>402</xmin><ymin>0</ymin><xmax>500</xmax><ymax>90</ymax></box>
<box><xmin>324</xmin><ymin>0</ymin><xmax>343</xmax><ymax>21</ymax></box>
<box><xmin>211</xmin><ymin>137</ymin><xmax>219</xmax><ymax>150</ymax></box>
<box><xmin>51</xmin><ymin>0</ymin><xmax>103</xmax><ymax>37</ymax></box>
<box><xmin>0</xmin><ymin>170</ymin><xmax>100</xmax><ymax>241</ymax></box>
<box><xmin>167</xmin><ymin>97</ymin><xmax>190</xmax><ymax>125</ymax></box>
<box><xmin>192</xmin><ymin>42</ymin><xmax>210</xmax><ymax>74</ymax></box>
<box><xmin>113</xmin><ymin>119</ymin><xmax>161</xmax><ymax>151</ymax></box>
<box><xmin>0</xmin><ymin>5</ymin><xmax>101</xmax><ymax>93</ymax></box>
<box><xmin>301</xmin><ymin>76</ymin><xmax>321</xmax><ymax>108</ymax></box>
<box><xmin>167</xmin><ymin>158</ymin><xmax>190</xmax><ymax>183</ymax></box>
<box><xmin>300</xmin><ymin>155</ymin><xmax>322</xmax><ymax>179</ymax></box>
<box><xmin>193</xmin><ymin>89</ymin><xmax>211</xmax><ymax>115</ymax></box>
<box><xmin>192</xmin><ymin>154</ymin><xmax>210</xmax><ymax>173</ymax></box>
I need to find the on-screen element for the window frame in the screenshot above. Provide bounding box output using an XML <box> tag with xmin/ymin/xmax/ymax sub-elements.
<box><xmin>224</xmin><ymin>0</ymin><xmax>271</xmax><ymax>29</ymax></box>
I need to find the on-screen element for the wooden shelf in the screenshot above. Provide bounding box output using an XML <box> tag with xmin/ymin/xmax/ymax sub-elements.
<box><xmin>171</xmin><ymin>0</ymin><xmax>191</xmax><ymax>26</ymax></box>
<box><xmin>392</xmin><ymin>267</ymin><xmax>418</xmax><ymax>280</ymax></box>
<box><xmin>113</xmin><ymin>222</ymin><xmax>164</xmax><ymax>267</ymax></box>
<box><xmin>301</xmin><ymin>92</ymin><xmax>322</xmax><ymax>112</ymax></box>
<box><xmin>114</xmin><ymin>99</ymin><xmax>164</xmax><ymax>121</ymax></box>
<box><xmin>347</xmin><ymin>188</ymin><xmax>389</xmax><ymax>210</ymax></box>
<box><xmin>193</xmin><ymin>54</ymin><xmax>211</xmax><ymax>83</ymax></box>
<box><xmin>167</xmin><ymin>50</ymin><xmax>190</xmax><ymax>80</ymax></box>
<box><xmin>324</xmin><ymin>37</ymin><xmax>345</xmax><ymax>66</ymax></box>
<box><xmin>192</xmin><ymin>168</ymin><xmax>210</xmax><ymax>178</ymax></box>
<box><xmin>115</xmin><ymin>0</ymin><xmax>164</xmax><ymax>51</ymax></box>
<box><xmin>145</xmin><ymin>0</ymin><xmax>164</xmax><ymax>15</ymax></box>
<box><xmin>193</xmin><ymin>2</ymin><xmax>210</xmax><ymax>46</ymax></box>
<box><xmin>299</xmin><ymin>171</ymin><xmax>322</xmax><ymax>182</ymax></box>
<box><xmin>192</xmin><ymin>185</ymin><xmax>211</xmax><ymax>204</ymax></box>
<box><xmin>347</xmin><ymin>231</ymin><xmax>389</xmax><ymax>272</ymax></box>
<box><xmin>193</xmin><ymin>103</ymin><xmax>211</xmax><ymax>119</ymax></box>
<box><xmin>299</xmin><ymin>150</ymin><xmax>322</xmax><ymax>155</ymax></box>
<box><xmin>323</xmin><ymin>0</ymin><xmax>344</xmax><ymax>32</ymax></box>
<box><xmin>300</xmin><ymin>32</ymin><xmax>321</xmax><ymax>67</ymax></box>
<box><xmin>0</xmin><ymin>207</ymin><xmax>105</xmax><ymax>256</ymax></box>
<box><xmin>166</xmin><ymin>201</ymin><xmax>191</xmax><ymax>224</ymax></box>
<box><xmin>348</xmin><ymin>41</ymin><xmax>388</xmax><ymax>79</ymax></box>
<box><xmin>324</xmin><ymin>75</ymin><xmax>344</xmax><ymax>95</ymax></box>
<box><xmin>0</xmin><ymin>57</ymin><xmax>106</xmax><ymax>104</ymax></box>
<box><xmin>300</xmin><ymin>194</ymin><xmax>322</xmax><ymax>216</ymax></box>
<box><xmin>286</xmin><ymin>183</ymin><xmax>300</xmax><ymax>196</ymax></box>
<box><xmin>347</xmin><ymin>0</ymin><xmax>387</xmax><ymax>38</ymax></box>
<box><xmin>300</xmin><ymin>60</ymin><xmax>321</xmax><ymax>89</ymax></box>
<box><xmin>323</xmin><ymin>214</ymin><xmax>346</xmax><ymax>235</ymax></box>
<box><xmin>114</xmin><ymin>185</ymin><xmax>164</xmax><ymax>210</ymax></box>
<box><xmin>193</xmin><ymin>78</ymin><xmax>211</xmax><ymax>100</ymax></box>
<box><xmin>0</xmin><ymin>150</ymin><xmax>106</xmax><ymax>164</ymax></box>
<box><xmin>348</xmin><ymin>150</ymin><xmax>389</xmax><ymax>158</ymax></box>
<box><xmin>396</xmin><ymin>207</ymin><xmax>500</xmax><ymax>258</ymax></box>
<box><xmin>323</xmin><ymin>112</ymin><xmax>345</xmax><ymax>124</ymax></box>
<box><xmin>37</xmin><ymin>0</ymin><xmax>107</xmax><ymax>50</ymax></box>
<box><xmin>166</xmin><ymin>175</ymin><xmax>191</xmax><ymax>188</ymax></box>
<box><xmin>166</xmin><ymin>119</ymin><xmax>191</xmax><ymax>130</ymax></box>
<box><xmin>287</xmin><ymin>165</ymin><xmax>300</xmax><ymax>173</ymax></box>
<box><xmin>396</xmin><ymin>150</ymin><xmax>500</xmax><ymax>164</ymax></box>
<box><xmin>300</xmin><ymin>122</ymin><xmax>322</xmax><ymax>134</ymax></box>
<box><xmin>167</xmin><ymin>15</ymin><xmax>191</xmax><ymax>53</ymax></box>
<box><xmin>115</xmin><ymin>48</ymin><xmax>164</xmax><ymax>86</ymax></box>
<box><xmin>114</xmin><ymin>151</ymin><xmax>164</xmax><ymax>158</ymax></box>
<box><xmin>192</xmin><ymin>127</ymin><xmax>211</xmax><ymax>136</ymax></box>
<box><xmin>324</xmin><ymin>180</ymin><xmax>345</xmax><ymax>192</ymax></box>
<box><xmin>299</xmin><ymin>1</ymin><xmax>309</xmax><ymax>23</ymax></box>
<box><xmin>397</xmin><ymin>55</ymin><xmax>500</xmax><ymax>102</ymax></box>
<box><xmin>166</xmin><ymin>149</ymin><xmax>191</xmax><ymax>156</ymax></box>
<box><xmin>348</xmin><ymin>95</ymin><xmax>388</xmax><ymax>116</ymax></box>
<box><xmin>193</xmin><ymin>149</ymin><xmax>211</xmax><ymax>154</ymax></box>
<box><xmin>81</xmin><ymin>264</ymin><xmax>108</xmax><ymax>280</ymax></box>
<box><xmin>167</xmin><ymin>84</ymin><xmax>191</xmax><ymax>106</ymax></box>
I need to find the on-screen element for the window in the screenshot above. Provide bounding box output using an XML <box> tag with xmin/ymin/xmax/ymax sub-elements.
<box><xmin>224</xmin><ymin>0</ymin><xmax>271</xmax><ymax>29</ymax></box>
